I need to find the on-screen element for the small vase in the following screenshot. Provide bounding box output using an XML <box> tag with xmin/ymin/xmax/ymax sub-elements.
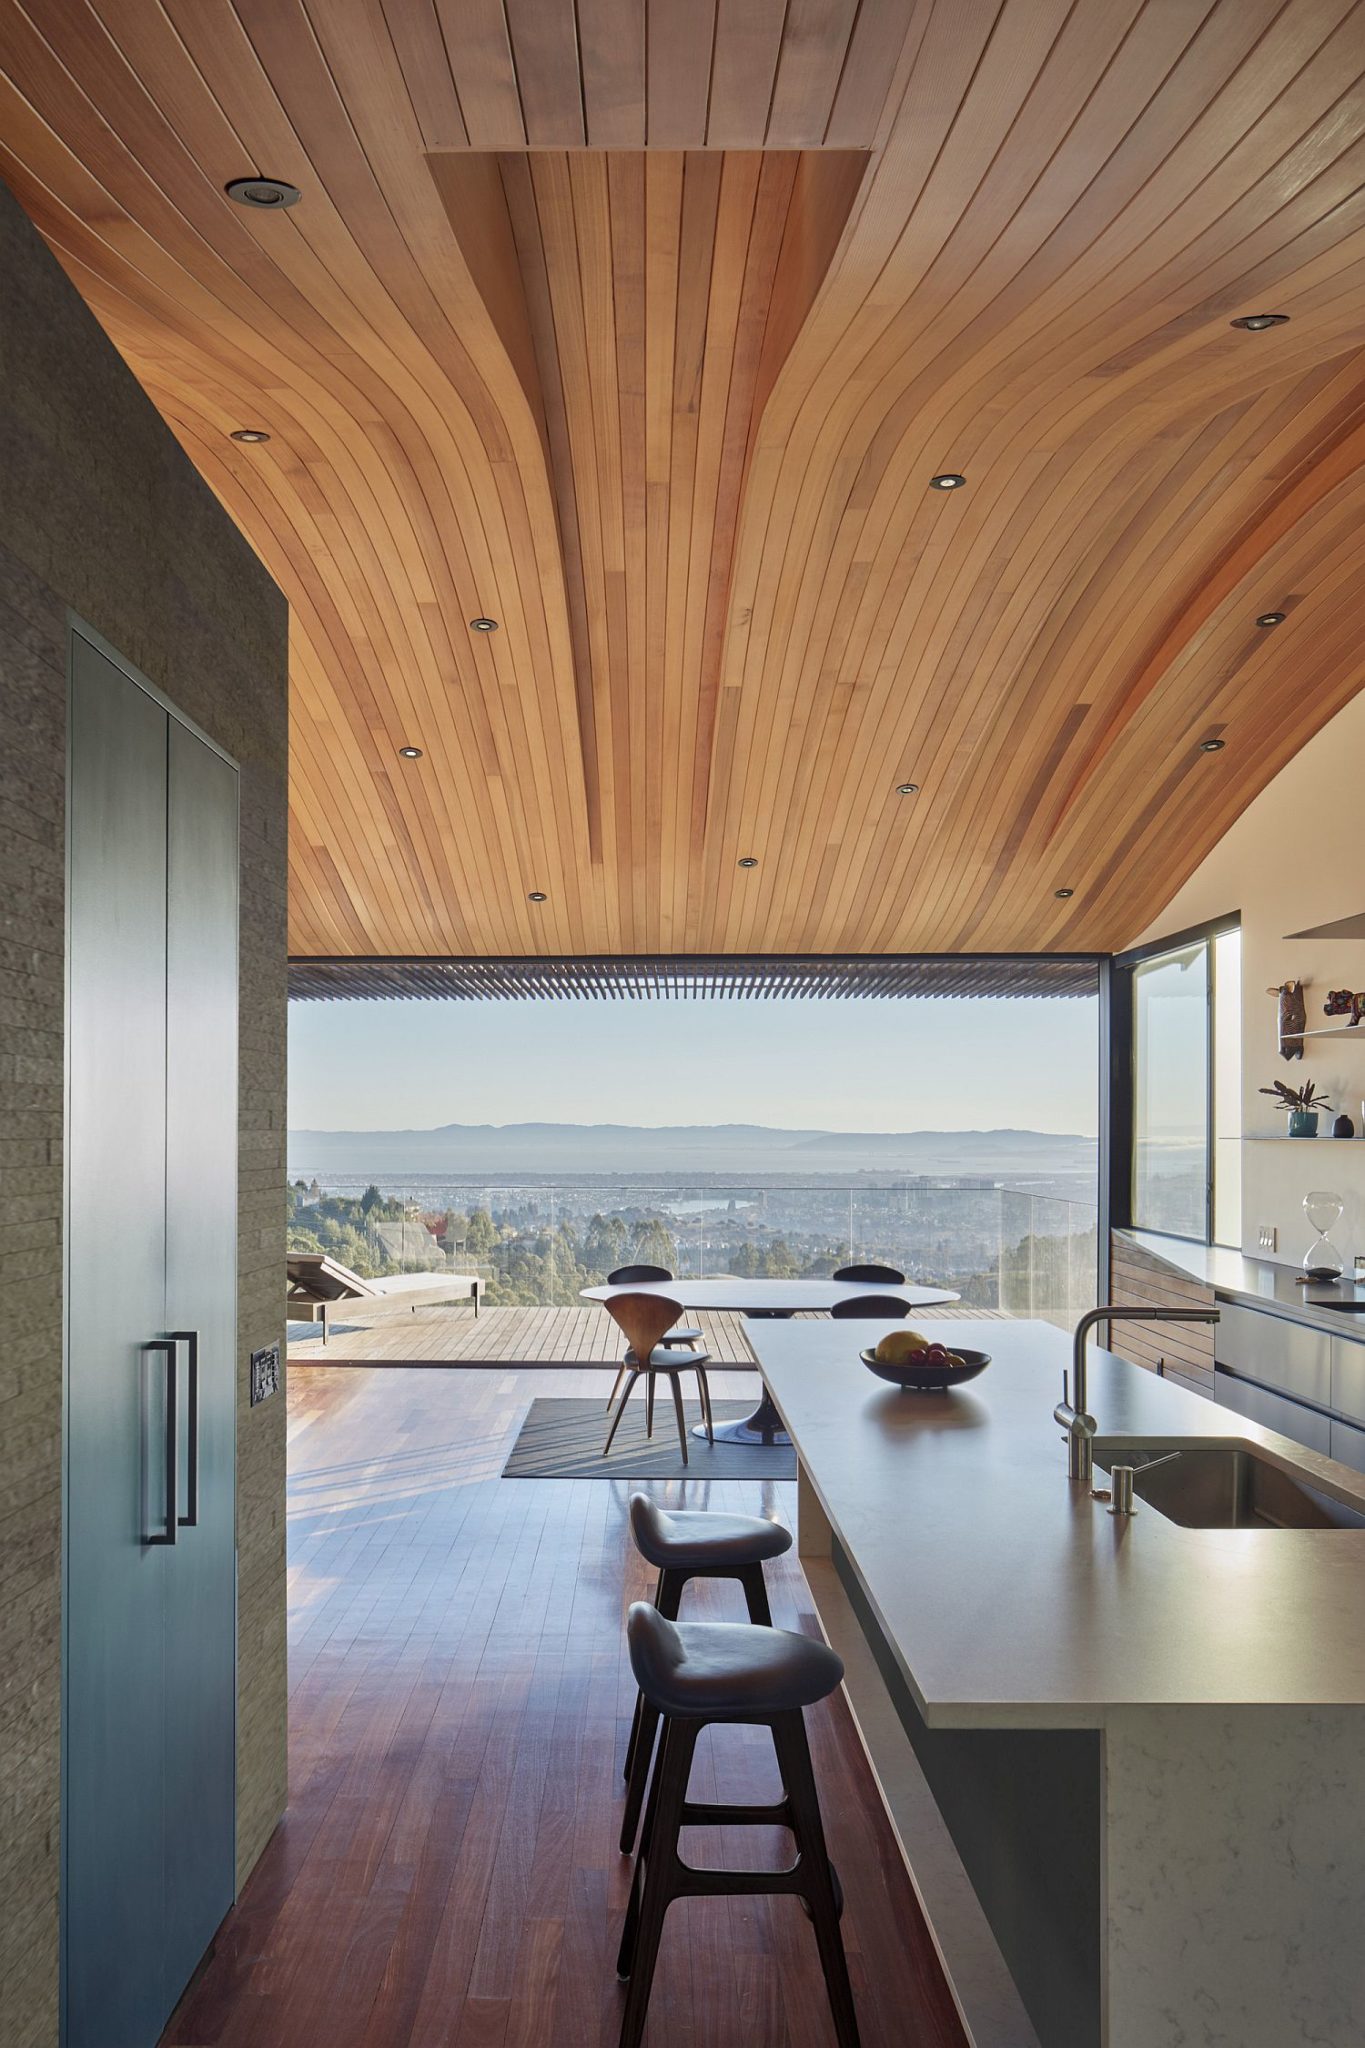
<box><xmin>1288</xmin><ymin>1109</ymin><xmax>1320</xmax><ymax>1138</ymax></box>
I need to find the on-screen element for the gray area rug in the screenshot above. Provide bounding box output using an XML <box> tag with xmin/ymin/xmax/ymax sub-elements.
<box><xmin>502</xmin><ymin>1398</ymin><xmax>797</xmax><ymax>1479</ymax></box>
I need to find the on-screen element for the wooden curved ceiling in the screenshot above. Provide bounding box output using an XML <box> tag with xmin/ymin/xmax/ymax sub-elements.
<box><xmin>2</xmin><ymin>0</ymin><xmax>1364</xmax><ymax>958</ymax></box>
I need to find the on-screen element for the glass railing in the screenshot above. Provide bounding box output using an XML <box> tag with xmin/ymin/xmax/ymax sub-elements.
<box><xmin>286</xmin><ymin>1180</ymin><xmax>1098</xmax><ymax>1329</ymax></box>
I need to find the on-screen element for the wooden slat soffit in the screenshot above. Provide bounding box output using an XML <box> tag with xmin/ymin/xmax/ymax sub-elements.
<box><xmin>288</xmin><ymin>954</ymin><xmax>1100</xmax><ymax>1002</ymax></box>
<box><xmin>427</xmin><ymin>148</ymin><xmax>868</xmax><ymax>870</ymax></box>
<box><xmin>4</xmin><ymin>3</ymin><xmax>1365</xmax><ymax>963</ymax></box>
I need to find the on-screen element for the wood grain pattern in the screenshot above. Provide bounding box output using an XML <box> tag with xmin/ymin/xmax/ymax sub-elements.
<box><xmin>162</xmin><ymin>1361</ymin><xmax>969</xmax><ymax>2048</ymax></box>
<box><xmin>1109</xmin><ymin>1235</ymin><xmax>1218</xmax><ymax>1394</ymax></box>
<box><xmin>2</xmin><ymin>2</ymin><xmax>1365</xmax><ymax>958</ymax></box>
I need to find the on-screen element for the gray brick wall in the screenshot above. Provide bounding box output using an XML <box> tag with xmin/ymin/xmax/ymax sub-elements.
<box><xmin>0</xmin><ymin>177</ymin><xmax>289</xmax><ymax>2044</ymax></box>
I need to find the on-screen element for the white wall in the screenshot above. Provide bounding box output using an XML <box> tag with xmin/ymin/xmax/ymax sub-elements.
<box><xmin>1132</xmin><ymin>687</ymin><xmax>1365</xmax><ymax>1269</ymax></box>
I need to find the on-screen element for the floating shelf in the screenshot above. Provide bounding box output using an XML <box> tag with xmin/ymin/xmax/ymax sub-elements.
<box><xmin>1280</xmin><ymin>1025</ymin><xmax>1365</xmax><ymax>1044</ymax></box>
<box><xmin>1246</xmin><ymin>1134</ymin><xmax>1365</xmax><ymax>1142</ymax></box>
<box><xmin>1283</xmin><ymin>911</ymin><xmax>1365</xmax><ymax>941</ymax></box>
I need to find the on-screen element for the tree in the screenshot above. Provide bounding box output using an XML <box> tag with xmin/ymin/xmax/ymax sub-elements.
<box><xmin>360</xmin><ymin>1182</ymin><xmax>384</xmax><ymax>1215</ymax></box>
<box><xmin>466</xmin><ymin>1206</ymin><xmax>498</xmax><ymax>1255</ymax></box>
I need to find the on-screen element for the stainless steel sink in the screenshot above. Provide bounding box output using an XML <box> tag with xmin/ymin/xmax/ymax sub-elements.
<box><xmin>1093</xmin><ymin>1440</ymin><xmax>1365</xmax><ymax>1530</ymax></box>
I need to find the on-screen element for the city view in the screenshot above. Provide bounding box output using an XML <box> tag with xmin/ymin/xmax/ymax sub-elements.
<box><xmin>287</xmin><ymin>994</ymin><xmax>1102</xmax><ymax>1325</ymax></box>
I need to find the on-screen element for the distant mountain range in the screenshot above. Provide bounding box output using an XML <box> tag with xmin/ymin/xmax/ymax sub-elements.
<box><xmin>287</xmin><ymin>1120</ymin><xmax>1094</xmax><ymax>1178</ymax></box>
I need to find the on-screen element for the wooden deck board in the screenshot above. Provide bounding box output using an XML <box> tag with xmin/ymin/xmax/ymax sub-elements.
<box><xmin>286</xmin><ymin>1302</ymin><xmax>1007</xmax><ymax>1370</ymax></box>
<box><xmin>164</xmin><ymin>1362</ymin><xmax>968</xmax><ymax>2048</ymax></box>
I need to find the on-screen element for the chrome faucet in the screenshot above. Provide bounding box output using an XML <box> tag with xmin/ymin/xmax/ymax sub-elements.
<box><xmin>1056</xmin><ymin>1305</ymin><xmax>1221</xmax><ymax>1482</ymax></box>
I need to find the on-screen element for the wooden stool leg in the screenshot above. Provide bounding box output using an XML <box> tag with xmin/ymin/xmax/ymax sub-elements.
<box><xmin>668</xmin><ymin>1373</ymin><xmax>689</xmax><ymax>1466</ymax></box>
<box><xmin>617</xmin><ymin>1719</ymin><xmax>698</xmax><ymax>2048</ymax></box>
<box><xmin>644</xmin><ymin>1371</ymin><xmax>655</xmax><ymax>1438</ymax></box>
<box><xmin>738</xmin><ymin>1561</ymin><xmax>773</xmax><ymax>1628</ymax></box>
<box><xmin>772</xmin><ymin>1712</ymin><xmax>861</xmax><ymax>2048</ymax></box>
<box><xmin>606</xmin><ymin>1361</ymin><xmax>628</xmax><ymax>1412</ymax></box>
<box><xmin>602</xmin><ymin>1370</ymin><xmax>640</xmax><ymax>1457</ymax></box>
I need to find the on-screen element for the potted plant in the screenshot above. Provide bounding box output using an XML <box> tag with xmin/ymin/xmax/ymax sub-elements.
<box><xmin>1260</xmin><ymin>1077</ymin><xmax>1333</xmax><ymax>1137</ymax></box>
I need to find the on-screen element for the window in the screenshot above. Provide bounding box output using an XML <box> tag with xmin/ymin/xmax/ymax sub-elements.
<box><xmin>1115</xmin><ymin>917</ymin><xmax>1241</xmax><ymax>1247</ymax></box>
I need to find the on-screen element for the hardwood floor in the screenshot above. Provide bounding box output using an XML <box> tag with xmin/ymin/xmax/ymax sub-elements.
<box><xmin>164</xmin><ymin>1364</ymin><xmax>967</xmax><ymax>2048</ymax></box>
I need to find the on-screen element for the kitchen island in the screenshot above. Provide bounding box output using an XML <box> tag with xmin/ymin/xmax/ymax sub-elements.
<box><xmin>750</xmin><ymin>1316</ymin><xmax>1365</xmax><ymax>2048</ymax></box>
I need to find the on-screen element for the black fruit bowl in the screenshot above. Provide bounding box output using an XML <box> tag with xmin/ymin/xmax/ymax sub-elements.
<box><xmin>859</xmin><ymin>1346</ymin><xmax>992</xmax><ymax>1392</ymax></box>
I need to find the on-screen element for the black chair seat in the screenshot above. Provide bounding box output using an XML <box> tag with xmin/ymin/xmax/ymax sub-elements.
<box><xmin>629</xmin><ymin>1493</ymin><xmax>792</xmax><ymax>1572</ymax></box>
<box><xmin>627</xmin><ymin>1604</ymin><xmax>843</xmax><ymax>1719</ymax></box>
<box><xmin>657</xmin><ymin>1325</ymin><xmax>702</xmax><ymax>1346</ymax></box>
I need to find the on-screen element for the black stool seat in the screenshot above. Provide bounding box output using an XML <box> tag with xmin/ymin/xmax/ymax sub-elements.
<box><xmin>628</xmin><ymin>1604</ymin><xmax>843</xmax><ymax>1719</ymax></box>
<box><xmin>629</xmin><ymin>1494</ymin><xmax>792</xmax><ymax>1572</ymax></box>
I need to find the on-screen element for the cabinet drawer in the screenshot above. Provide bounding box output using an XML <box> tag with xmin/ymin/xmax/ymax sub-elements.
<box><xmin>1331</xmin><ymin>1337</ymin><xmax>1365</xmax><ymax>1427</ymax></box>
<box><xmin>1213</xmin><ymin>1369</ymin><xmax>1332</xmax><ymax>1455</ymax></box>
<box><xmin>1330</xmin><ymin>1416</ymin><xmax>1365</xmax><ymax>1476</ymax></box>
<box><xmin>1213</xmin><ymin>1300</ymin><xmax>1331</xmax><ymax>1408</ymax></box>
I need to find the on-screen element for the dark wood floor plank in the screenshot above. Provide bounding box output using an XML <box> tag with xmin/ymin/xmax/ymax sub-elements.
<box><xmin>163</xmin><ymin>1364</ymin><xmax>967</xmax><ymax>2048</ymax></box>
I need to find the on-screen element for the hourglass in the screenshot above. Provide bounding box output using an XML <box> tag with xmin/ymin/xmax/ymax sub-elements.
<box><xmin>1302</xmin><ymin>1189</ymin><xmax>1346</xmax><ymax>1282</ymax></box>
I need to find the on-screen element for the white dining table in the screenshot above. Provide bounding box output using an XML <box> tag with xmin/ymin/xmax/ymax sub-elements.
<box><xmin>580</xmin><ymin>1276</ymin><xmax>959</xmax><ymax>1446</ymax></box>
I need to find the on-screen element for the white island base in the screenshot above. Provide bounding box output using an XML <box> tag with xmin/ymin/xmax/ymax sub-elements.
<box><xmin>751</xmin><ymin>1321</ymin><xmax>1365</xmax><ymax>2048</ymax></box>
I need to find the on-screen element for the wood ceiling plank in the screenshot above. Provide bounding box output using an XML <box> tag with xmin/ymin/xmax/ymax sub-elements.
<box><xmin>503</xmin><ymin>0</ymin><xmax>585</xmax><ymax>146</ymax></box>
<box><xmin>578</xmin><ymin>0</ymin><xmax>647</xmax><ymax>146</ymax></box>
<box><xmin>434</xmin><ymin>0</ymin><xmax>525</xmax><ymax>147</ymax></box>
<box><xmin>707</xmin><ymin>0</ymin><xmax>787</xmax><ymax>148</ymax></box>
<box><xmin>766</xmin><ymin>0</ymin><xmax>861</xmax><ymax>148</ymax></box>
<box><xmin>646</xmin><ymin>0</ymin><xmax>716</xmax><ymax>146</ymax></box>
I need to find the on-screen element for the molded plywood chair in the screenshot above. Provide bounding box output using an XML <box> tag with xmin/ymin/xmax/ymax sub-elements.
<box><xmin>604</xmin><ymin>1263</ymin><xmax>702</xmax><ymax>1410</ymax></box>
<box><xmin>832</xmin><ymin>1261</ymin><xmax>906</xmax><ymax>1285</ymax></box>
<box><xmin>602</xmin><ymin>1293</ymin><xmax>713</xmax><ymax>1464</ymax></box>
<box><xmin>829</xmin><ymin>1293</ymin><xmax>910</xmax><ymax>1320</ymax></box>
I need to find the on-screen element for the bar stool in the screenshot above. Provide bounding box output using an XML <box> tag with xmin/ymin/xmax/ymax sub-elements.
<box><xmin>619</xmin><ymin>1492</ymin><xmax>792</xmax><ymax>1851</ymax></box>
<box><xmin>616</xmin><ymin>1603</ymin><xmax>860</xmax><ymax>2048</ymax></box>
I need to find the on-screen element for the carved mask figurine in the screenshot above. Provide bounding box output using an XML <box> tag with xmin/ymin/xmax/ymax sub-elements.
<box><xmin>1324</xmin><ymin>989</ymin><xmax>1365</xmax><ymax>1030</ymax></box>
<box><xmin>1269</xmin><ymin>979</ymin><xmax>1306</xmax><ymax>1060</ymax></box>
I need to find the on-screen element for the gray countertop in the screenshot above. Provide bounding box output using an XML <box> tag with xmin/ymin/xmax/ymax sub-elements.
<box><xmin>752</xmin><ymin>1316</ymin><xmax>1365</xmax><ymax>1729</ymax></box>
<box><xmin>1119</xmin><ymin>1229</ymin><xmax>1365</xmax><ymax>1337</ymax></box>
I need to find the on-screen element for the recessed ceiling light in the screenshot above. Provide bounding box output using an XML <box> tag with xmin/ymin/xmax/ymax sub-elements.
<box><xmin>1199</xmin><ymin>737</ymin><xmax>1226</xmax><ymax>753</ymax></box>
<box><xmin>929</xmin><ymin>473</ymin><xmax>966</xmax><ymax>490</ymax></box>
<box><xmin>527</xmin><ymin>890</ymin><xmax>547</xmax><ymax>902</ymax></box>
<box><xmin>226</xmin><ymin>176</ymin><xmax>301</xmax><ymax>210</ymax></box>
<box><xmin>230</xmin><ymin>428</ymin><xmax>271</xmax><ymax>443</ymax></box>
<box><xmin>896</xmin><ymin>782</ymin><xmax>920</xmax><ymax>796</ymax></box>
<box><xmin>470</xmin><ymin>616</ymin><xmax>499</xmax><ymax>633</ymax></box>
<box><xmin>1054</xmin><ymin>887</ymin><xmax>1074</xmax><ymax>900</ymax></box>
<box><xmin>738</xmin><ymin>856</ymin><xmax>759</xmax><ymax>869</ymax></box>
<box><xmin>397</xmin><ymin>745</ymin><xmax>423</xmax><ymax>760</ymax></box>
<box><xmin>1256</xmin><ymin>610</ymin><xmax>1286</xmax><ymax>628</ymax></box>
<box><xmin>1230</xmin><ymin>313</ymin><xmax>1288</xmax><ymax>331</ymax></box>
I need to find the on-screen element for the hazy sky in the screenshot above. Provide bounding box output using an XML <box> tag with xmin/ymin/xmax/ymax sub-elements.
<box><xmin>289</xmin><ymin>995</ymin><xmax>1099</xmax><ymax>1134</ymax></box>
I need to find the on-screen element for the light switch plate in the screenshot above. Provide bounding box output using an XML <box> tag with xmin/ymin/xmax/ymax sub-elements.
<box><xmin>250</xmin><ymin>1342</ymin><xmax>280</xmax><ymax>1406</ymax></box>
<box><xmin>1258</xmin><ymin>1224</ymin><xmax>1277</xmax><ymax>1253</ymax></box>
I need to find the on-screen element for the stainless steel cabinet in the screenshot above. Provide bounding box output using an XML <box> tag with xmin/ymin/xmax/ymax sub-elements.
<box><xmin>64</xmin><ymin>629</ymin><xmax>238</xmax><ymax>2048</ymax></box>
<box><xmin>1213</xmin><ymin>1301</ymin><xmax>1332</xmax><ymax>1410</ymax></box>
<box><xmin>1213</xmin><ymin>1369</ymin><xmax>1332</xmax><ymax>1456</ymax></box>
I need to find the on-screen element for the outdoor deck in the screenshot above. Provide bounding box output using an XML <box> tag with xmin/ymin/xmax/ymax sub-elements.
<box><xmin>286</xmin><ymin>1300</ymin><xmax>1005</xmax><ymax>1368</ymax></box>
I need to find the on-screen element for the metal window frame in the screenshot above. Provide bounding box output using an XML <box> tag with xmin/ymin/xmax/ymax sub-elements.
<box><xmin>1107</xmin><ymin>912</ymin><xmax>1240</xmax><ymax>1253</ymax></box>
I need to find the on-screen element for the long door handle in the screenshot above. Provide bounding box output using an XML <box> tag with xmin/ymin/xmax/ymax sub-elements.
<box><xmin>144</xmin><ymin>1338</ymin><xmax>178</xmax><ymax>1546</ymax></box>
<box><xmin>168</xmin><ymin>1330</ymin><xmax>199</xmax><ymax>1527</ymax></box>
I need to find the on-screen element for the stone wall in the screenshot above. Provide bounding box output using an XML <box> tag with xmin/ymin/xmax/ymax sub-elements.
<box><xmin>0</xmin><ymin>176</ymin><xmax>289</xmax><ymax>2043</ymax></box>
